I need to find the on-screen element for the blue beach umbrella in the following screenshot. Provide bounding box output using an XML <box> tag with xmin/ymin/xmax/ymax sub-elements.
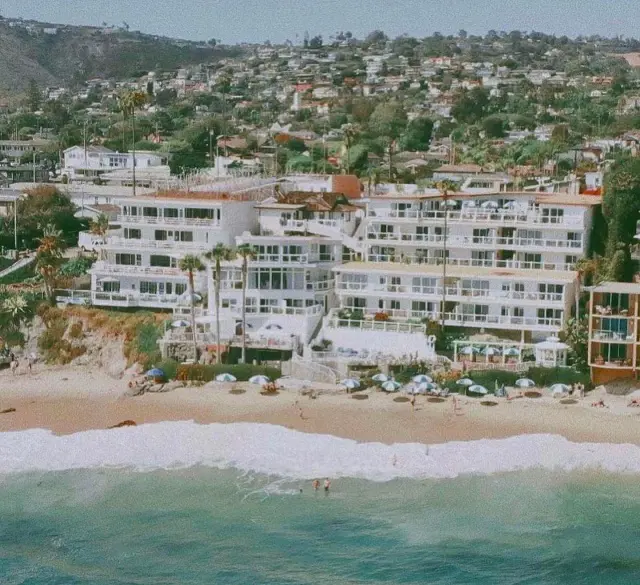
<box><xmin>503</xmin><ymin>348</ymin><xmax>521</xmax><ymax>357</ymax></box>
<box><xmin>145</xmin><ymin>368</ymin><xmax>164</xmax><ymax>377</ymax></box>
<box><xmin>515</xmin><ymin>378</ymin><xmax>536</xmax><ymax>388</ymax></box>
<box><xmin>412</xmin><ymin>374</ymin><xmax>433</xmax><ymax>384</ymax></box>
<box><xmin>372</xmin><ymin>373</ymin><xmax>389</xmax><ymax>383</ymax></box>
<box><xmin>249</xmin><ymin>375</ymin><xmax>270</xmax><ymax>385</ymax></box>
<box><xmin>456</xmin><ymin>378</ymin><xmax>474</xmax><ymax>387</ymax></box>
<box><xmin>340</xmin><ymin>378</ymin><xmax>361</xmax><ymax>390</ymax></box>
<box><xmin>468</xmin><ymin>384</ymin><xmax>488</xmax><ymax>395</ymax></box>
<box><xmin>381</xmin><ymin>380</ymin><xmax>401</xmax><ymax>392</ymax></box>
<box><xmin>216</xmin><ymin>373</ymin><xmax>237</xmax><ymax>382</ymax></box>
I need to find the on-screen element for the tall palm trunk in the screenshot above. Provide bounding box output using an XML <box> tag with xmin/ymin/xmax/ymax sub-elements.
<box><xmin>188</xmin><ymin>270</ymin><xmax>198</xmax><ymax>362</ymax></box>
<box><xmin>441</xmin><ymin>203</ymin><xmax>448</xmax><ymax>330</ymax></box>
<box><xmin>241</xmin><ymin>259</ymin><xmax>248</xmax><ymax>364</ymax></box>
<box><xmin>214</xmin><ymin>261</ymin><xmax>222</xmax><ymax>364</ymax></box>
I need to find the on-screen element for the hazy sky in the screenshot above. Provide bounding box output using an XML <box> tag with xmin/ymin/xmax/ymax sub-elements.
<box><xmin>2</xmin><ymin>0</ymin><xmax>639</xmax><ymax>43</ymax></box>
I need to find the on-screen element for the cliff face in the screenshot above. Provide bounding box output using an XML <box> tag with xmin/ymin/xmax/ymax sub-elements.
<box><xmin>0</xmin><ymin>19</ymin><xmax>237</xmax><ymax>93</ymax></box>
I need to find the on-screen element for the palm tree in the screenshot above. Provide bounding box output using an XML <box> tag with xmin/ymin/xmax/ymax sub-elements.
<box><xmin>178</xmin><ymin>254</ymin><xmax>205</xmax><ymax>362</ymax></box>
<box><xmin>36</xmin><ymin>224</ymin><xmax>65</xmax><ymax>303</ymax></box>
<box><xmin>236</xmin><ymin>243</ymin><xmax>256</xmax><ymax>364</ymax></box>
<box><xmin>342</xmin><ymin>123</ymin><xmax>359</xmax><ymax>174</ymax></box>
<box><xmin>436</xmin><ymin>181</ymin><xmax>459</xmax><ymax>331</ymax></box>
<box><xmin>118</xmin><ymin>90</ymin><xmax>147</xmax><ymax>197</ymax></box>
<box><xmin>205</xmin><ymin>243</ymin><xmax>234</xmax><ymax>364</ymax></box>
<box><xmin>1</xmin><ymin>295</ymin><xmax>29</xmax><ymax>328</ymax></box>
<box><xmin>89</xmin><ymin>213</ymin><xmax>110</xmax><ymax>259</ymax></box>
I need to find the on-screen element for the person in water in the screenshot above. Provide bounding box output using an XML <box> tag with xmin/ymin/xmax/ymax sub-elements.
<box><xmin>324</xmin><ymin>478</ymin><xmax>331</xmax><ymax>493</ymax></box>
<box><xmin>312</xmin><ymin>479</ymin><xmax>319</xmax><ymax>491</ymax></box>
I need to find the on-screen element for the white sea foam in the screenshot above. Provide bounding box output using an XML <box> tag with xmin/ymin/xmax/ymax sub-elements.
<box><xmin>1</xmin><ymin>421</ymin><xmax>640</xmax><ymax>480</ymax></box>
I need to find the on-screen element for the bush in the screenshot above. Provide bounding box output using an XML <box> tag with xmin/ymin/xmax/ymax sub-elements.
<box><xmin>59</xmin><ymin>256</ymin><xmax>95</xmax><ymax>277</ymax></box>
<box><xmin>174</xmin><ymin>363</ymin><xmax>282</xmax><ymax>383</ymax></box>
<box><xmin>68</xmin><ymin>321</ymin><xmax>84</xmax><ymax>339</ymax></box>
<box><xmin>526</xmin><ymin>367</ymin><xmax>592</xmax><ymax>390</ymax></box>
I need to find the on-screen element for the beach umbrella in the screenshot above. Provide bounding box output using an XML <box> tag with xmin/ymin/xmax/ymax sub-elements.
<box><xmin>381</xmin><ymin>380</ymin><xmax>401</xmax><ymax>392</ymax></box>
<box><xmin>515</xmin><ymin>378</ymin><xmax>536</xmax><ymax>388</ymax></box>
<box><xmin>171</xmin><ymin>319</ymin><xmax>190</xmax><ymax>328</ymax></box>
<box><xmin>481</xmin><ymin>200</ymin><xmax>498</xmax><ymax>209</ymax></box>
<box><xmin>265</xmin><ymin>323</ymin><xmax>283</xmax><ymax>331</ymax></box>
<box><xmin>412</xmin><ymin>374</ymin><xmax>433</xmax><ymax>384</ymax></box>
<box><xmin>372</xmin><ymin>373</ymin><xmax>389</xmax><ymax>383</ymax></box>
<box><xmin>340</xmin><ymin>378</ymin><xmax>361</xmax><ymax>390</ymax></box>
<box><xmin>459</xmin><ymin>346</ymin><xmax>479</xmax><ymax>356</ymax></box>
<box><xmin>145</xmin><ymin>368</ymin><xmax>164</xmax><ymax>378</ymax></box>
<box><xmin>216</xmin><ymin>373</ymin><xmax>237</xmax><ymax>382</ymax></box>
<box><xmin>462</xmin><ymin>200</ymin><xmax>477</xmax><ymax>208</ymax></box>
<box><xmin>503</xmin><ymin>348</ymin><xmax>521</xmax><ymax>357</ymax></box>
<box><xmin>481</xmin><ymin>346</ymin><xmax>501</xmax><ymax>356</ymax></box>
<box><xmin>416</xmin><ymin>382</ymin><xmax>437</xmax><ymax>393</ymax></box>
<box><xmin>249</xmin><ymin>375</ymin><xmax>270</xmax><ymax>385</ymax></box>
<box><xmin>550</xmin><ymin>383</ymin><xmax>570</xmax><ymax>395</ymax></box>
<box><xmin>468</xmin><ymin>384</ymin><xmax>488</xmax><ymax>395</ymax></box>
<box><xmin>456</xmin><ymin>378</ymin><xmax>474</xmax><ymax>387</ymax></box>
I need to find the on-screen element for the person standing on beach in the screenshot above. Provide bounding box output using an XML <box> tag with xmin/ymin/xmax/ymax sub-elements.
<box><xmin>410</xmin><ymin>394</ymin><xmax>416</xmax><ymax>411</ymax></box>
<box><xmin>10</xmin><ymin>359</ymin><xmax>18</xmax><ymax>375</ymax></box>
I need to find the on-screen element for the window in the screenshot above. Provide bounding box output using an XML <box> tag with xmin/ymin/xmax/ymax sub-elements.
<box><xmin>538</xmin><ymin>283</ymin><xmax>563</xmax><ymax>300</ymax></box>
<box><xmin>524</xmin><ymin>253</ymin><xmax>542</xmax><ymax>268</ymax></box>
<box><xmin>567</xmin><ymin>232</ymin><xmax>581</xmax><ymax>247</ymax></box>
<box><xmin>472</xmin><ymin>228</ymin><xmax>490</xmax><ymax>243</ymax></box>
<box><xmin>518</xmin><ymin>229</ymin><xmax>542</xmax><ymax>241</ymax></box>
<box><xmin>140</xmin><ymin>281</ymin><xmax>158</xmax><ymax>294</ymax></box>
<box><xmin>155</xmin><ymin>230</ymin><xmax>168</xmax><ymax>241</ymax></box>
<box><xmin>472</xmin><ymin>250</ymin><xmax>492</xmax><ymax>265</ymax></box>
<box><xmin>143</xmin><ymin>207</ymin><xmax>158</xmax><ymax>218</ymax></box>
<box><xmin>390</xmin><ymin>300</ymin><xmax>401</xmax><ymax>311</ymax></box>
<box><xmin>379</xmin><ymin>224</ymin><xmax>394</xmax><ymax>238</ymax></box>
<box><xmin>541</xmin><ymin>208</ymin><xmax>564</xmax><ymax>223</ymax></box>
<box><xmin>416</xmin><ymin>226</ymin><xmax>429</xmax><ymax>237</ymax></box>
<box><xmin>163</xmin><ymin>208</ymin><xmax>179</xmax><ymax>218</ymax></box>
<box><xmin>537</xmin><ymin>308</ymin><xmax>562</xmax><ymax>323</ymax></box>
<box><xmin>347</xmin><ymin>297</ymin><xmax>366</xmax><ymax>309</ymax></box>
<box><xmin>124</xmin><ymin>228</ymin><xmax>141</xmax><ymax>239</ymax></box>
<box><xmin>178</xmin><ymin>231</ymin><xmax>193</xmax><ymax>242</ymax></box>
<box><xmin>565</xmin><ymin>255</ymin><xmax>578</xmax><ymax>267</ymax></box>
<box><xmin>185</xmin><ymin>208</ymin><xmax>216</xmax><ymax>220</ymax></box>
<box><xmin>175</xmin><ymin>283</ymin><xmax>187</xmax><ymax>296</ymax></box>
<box><xmin>115</xmin><ymin>253</ymin><xmax>140</xmax><ymax>266</ymax></box>
<box><xmin>150</xmin><ymin>255</ymin><xmax>174</xmax><ymax>267</ymax></box>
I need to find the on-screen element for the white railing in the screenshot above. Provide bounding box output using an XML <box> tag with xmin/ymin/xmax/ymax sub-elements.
<box><xmin>442</xmin><ymin>312</ymin><xmax>562</xmax><ymax>329</ymax></box>
<box><xmin>107</xmin><ymin>237</ymin><xmax>209</xmax><ymax>251</ymax></box>
<box><xmin>591</xmin><ymin>330</ymin><xmax>636</xmax><ymax>342</ymax></box>
<box><xmin>93</xmin><ymin>263</ymin><xmax>183</xmax><ymax>276</ymax></box>
<box><xmin>366</xmin><ymin>232</ymin><xmax>583</xmax><ymax>250</ymax></box>
<box><xmin>56</xmin><ymin>289</ymin><xmax>184</xmax><ymax>307</ymax></box>
<box><xmin>254</xmin><ymin>253</ymin><xmax>337</xmax><ymax>264</ymax></box>
<box><xmin>363</xmin><ymin>254</ymin><xmax>575</xmax><ymax>272</ymax></box>
<box><xmin>283</xmin><ymin>218</ymin><xmax>344</xmax><ymax>230</ymax></box>
<box><xmin>117</xmin><ymin>214</ymin><xmax>221</xmax><ymax>227</ymax></box>
<box><xmin>326</xmin><ymin>316</ymin><xmax>427</xmax><ymax>334</ymax></box>
<box><xmin>336</xmin><ymin>282</ymin><xmax>563</xmax><ymax>303</ymax></box>
<box><xmin>368</xmin><ymin>208</ymin><xmax>584</xmax><ymax>227</ymax></box>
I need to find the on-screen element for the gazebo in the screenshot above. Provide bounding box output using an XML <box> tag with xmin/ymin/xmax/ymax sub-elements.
<box><xmin>534</xmin><ymin>336</ymin><xmax>569</xmax><ymax>367</ymax></box>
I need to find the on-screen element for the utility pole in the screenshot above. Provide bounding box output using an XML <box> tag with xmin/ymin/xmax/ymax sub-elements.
<box><xmin>32</xmin><ymin>151</ymin><xmax>36</xmax><ymax>183</ymax></box>
<box><xmin>209</xmin><ymin>129</ymin><xmax>213</xmax><ymax>168</ymax></box>
<box><xmin>13</xmin><ymin>198</ymin><xmax>18</xmax><ymax>254</ymax></box>
<box><xmin>131</xmin><ymin>111</ymin><xmax>137</xmax><ymax>197</ymax></box>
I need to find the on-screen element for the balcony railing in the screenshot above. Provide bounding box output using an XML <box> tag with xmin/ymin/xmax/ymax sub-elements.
<box><xmin>326</xmin><ymin>316</ymin><xmax>427</xmax><ymax>334</ymax></box>
<box><xmin>591</xmin><ymin>330</ymin><xmax>636</xmax><ymax>342</ymax></box>
<box><xmin>254</xmin><ymin>253</ymin><xmax>337</xmax><ymax>264</ymax></box>
<box><xmin>366</xmin><ymin>232</ymin><xmax>583</xmax><ymax>250</ymax></box>
<box><xmin>368</xmin><ymin>208</ymin><xmax>583</xmax><ymax>227</ymax></box>
<box><xmin>93</xmin><ymin>262</ymin><xmax>183</xmax><ymax>276</ymax></box>
<box><xmin>107</xmin><ymin>237</ymin><xmax>209</xmax><ymax>251</ymax></box>
<box><xmin>117</xmin><ymin>214</ymin><xmax>221</xmax><ymax>227</ymax></box>
<box><xmin>364</xmin><ymin>254</ymin><xmax>575</xmax><ymax>272</ymax></box>
<box><xmin>336</xmin><ymin>282</ymin><xmax>563</xmax><ymax>303</ymax></box>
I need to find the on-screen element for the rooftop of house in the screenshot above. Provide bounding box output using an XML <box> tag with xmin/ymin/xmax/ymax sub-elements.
<box><xmin>257</xmin><ymin>191</ymin><xmax>360</xmax><ymax>213</ymax></box>
<box><xmin>589</xmin><ymin>282</ymin><xmax>640</xmax><ymax>294</ymax></box>
<box><xmin>334</xmin><ymin>261</ymin><xmax>577</xmax><ymax>283</ymax></box>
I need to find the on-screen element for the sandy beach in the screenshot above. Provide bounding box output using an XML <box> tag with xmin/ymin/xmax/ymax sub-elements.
<box><xmin>0</xmin><ymin>364</ymin><xmax>639</xmax><ymax>445</ymax></box>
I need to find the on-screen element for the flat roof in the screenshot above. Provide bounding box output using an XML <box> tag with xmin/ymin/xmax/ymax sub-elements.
<box><xmin>534</xmin><ymin>194</ymin><xmax>602</xmax><ymax>206</ymax></box>
<box><xmin>334</xmin><ymin>261</ymin><xmax>577</xmax><ymax>282</ymax></box>
<box><xmin>590</xmin><ymin>281</ymin><xmax>640</xmax><ymax>294</ymax></box>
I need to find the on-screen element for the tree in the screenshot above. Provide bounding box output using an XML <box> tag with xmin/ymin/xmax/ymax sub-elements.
<box><xmin>399</xmin><ymin>117</ymin><xmax>434</xmax><ymax>151</ymax></box>
<box><xmin>436</xmin><ymin>180</ymin><xmax>459</xmax><ymax>331</ymax></box>
<box><xmin>482</xmin><ymin>115</ymin><xmax>507</xmax><ymax>138</ymax></box>
<box><xmin>342</xmin><ymin>123</ymin><xmax>359</xmax><ymax>173</ymax></box>
<box><xmin>368</xmin><ymin>101</ymin><xmax>407</xmax><ymax>139</ymax></box>
<box><xmin>236</xmin><ymin>243</ymin><xmax>256</xmax><ymax>364</ymax></box>
<box><xmin>35</xmin><ymin>224</ymin><xmax>66</xmax><ymax>303</ymax></box>
<box><xmin>26</xmin><ymin>79</ymin><xmax>41</xmax><ymax>112</ymax></box>
<box><xmin>178</xmin><ymin>254</ymin><xmax>205</xmax><ymax>362</ymax></box>
<box><xmin>309</xmin><ymin>35</ymin><xmax>323</xmax><ymax>49</ymax></box>
<box><xmin>451</xmin><ymin>87</ymin><xmax>489</xmax><ymax>124</ymax></box>
<box><xmin>89</xmin><ymin>213</ymin><xmax>109</xmax><ymax>238</ymax></box>
<box><xmin>118</xmin><ymin>90</ymin><xmax>147</xmax><ymax>196</ymax></box>
<box><xmin>205</xmin><ymin>243</ymin><xmax>234</xmax><ymax>364</ymax></box>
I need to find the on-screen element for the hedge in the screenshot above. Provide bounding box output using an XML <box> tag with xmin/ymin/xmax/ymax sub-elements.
<box><xmin>157</xmin><ymin>360</ymin><xmax>281</xmax><ymax>383</ymax></box>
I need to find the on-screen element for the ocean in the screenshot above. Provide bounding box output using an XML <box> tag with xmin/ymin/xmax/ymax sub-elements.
<box><xmin>1</xmin><ymin>422</ymin><xmax>640</xmax><ymax>584</ymax></box>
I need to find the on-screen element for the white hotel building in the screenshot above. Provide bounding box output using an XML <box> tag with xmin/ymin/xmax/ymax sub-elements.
<box><xmin>82</xmin><ymin>174</ymin><xmax>602</xmax><ymax>362</ymax></box>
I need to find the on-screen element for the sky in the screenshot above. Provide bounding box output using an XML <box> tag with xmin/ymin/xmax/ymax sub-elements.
<box><xmin>1</xmin><ymin>0</ymin><xmax>639</xmax><ymax>44</ymax></box>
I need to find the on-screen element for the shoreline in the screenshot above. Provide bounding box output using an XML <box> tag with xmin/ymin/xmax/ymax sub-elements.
<box><xmin>1</xmin><ymin>366</ymin><xmax>640</xmax><ymax>446</ymax></box>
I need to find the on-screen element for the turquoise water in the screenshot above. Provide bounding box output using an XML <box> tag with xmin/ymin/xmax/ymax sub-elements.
<box><xmin>1</xmin><ymin>469</ymin><xmax>639</xmax><ymax>584</ymax></box>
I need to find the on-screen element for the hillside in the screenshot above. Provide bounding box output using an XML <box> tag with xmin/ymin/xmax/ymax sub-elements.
<box><xmin>0</xmin><ymin>17</ymin><xmax>241</xmax><ymax>93</ymax></box>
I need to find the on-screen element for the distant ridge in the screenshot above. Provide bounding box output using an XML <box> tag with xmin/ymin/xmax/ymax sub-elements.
<box><xmin>0</xmin><ymin>16</ymin><xmax>240</xmax><ymax>94</ymax></box>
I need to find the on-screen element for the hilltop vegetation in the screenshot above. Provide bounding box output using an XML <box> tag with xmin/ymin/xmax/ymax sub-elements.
<box><xmin>0</xmin><ymin>17</ymin><xmax>240</xmax><ymax>93</ymax></box>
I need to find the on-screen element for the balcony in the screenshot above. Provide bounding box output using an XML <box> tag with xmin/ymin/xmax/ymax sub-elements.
<box><xmin>591</xmin><ymin>330</ymin><xmax>636</xmax><ymax>342</ymax></box>
<box><xmin>368</xmin><ymin>208</ymin><xmax>583</xmax><ymax>227</ymax></box>
<box><xmin>253</xmin><ymin>253</ymin><xmax>337</xmax><ymax>264</ymax></box>
<box><xmin>365</xmin><ymin>232</ymin><xmax>583</xmax><ymax>251</ymax></box>
<box><xmin>107</xmin><ymin>237</ymin><xmax>209</xmax><ymax>252</ymax></box>
<box><xmin>364</xmin><ymin>254</ymin><xmax>575</xmax><ymax>272</ymax></box>
<box><xmin>56</xmin><ymin>289</ymin><xmax>184</xmax><ymax>308</ymax></box>
<box><xmin>92</xmin><ymin>262</ymin><xmax>183</xmax><ymax>277</ymax></box>
<box><xmin>116</xmin><ymin>214</ymin><xmax>221</xmax><ymax>227</ymax></box>
<box><xmin>442</xmin><ymin>312</ymin><xmax>562</xmax><ymax>330</ymax></box>
<box><xmin>336</xmin><ymin>282</ymin><xmax>563</xmax><ymax>304</ymax></box>
<box><xmin>326</xmin><ymin>314</ymin><xmax>427</xmax><ymax>334</ymax></box>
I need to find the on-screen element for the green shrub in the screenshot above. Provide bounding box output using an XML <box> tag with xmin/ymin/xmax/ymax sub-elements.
<box><xmin>59</xmin><ymin>257</ymin><xmax>95</xmax><ymax>277</ymax></box>
<box><xmin>156</xmin><ymin>358</ymin><xmax>179</xmax><ymax>381</ymax></box>
<box><xmin>526</xmin><ymin>367</ymin><xmax>592</xmax><ymax>389</ymax></box>
<box><xmin>68</xmin><ymin>321</ymin><xmax>84</xmax><ymax>339</ymax></box>
<box><xmin>175</xmin><ymin>363</ymin><xmax>282</xmax><ymax>383</ymax></box>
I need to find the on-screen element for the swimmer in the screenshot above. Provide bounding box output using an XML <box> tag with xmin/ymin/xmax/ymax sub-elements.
<box><xmin>323</xmin><ymin>478</ymin><xmax>331</xmax><ymax>493</ymax></box>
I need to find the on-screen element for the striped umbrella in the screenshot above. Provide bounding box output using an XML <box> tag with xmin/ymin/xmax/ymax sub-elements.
<box><xmin>412</xmin><ymin>374</ymin><xmax>433</xmax><ymax>384</ymax></box>
<box><xmin>381</xmin><ymin>380</ymin><xmax>401</xmax><ymax>392</ymax></box>
<box><xmin>372</xmin><ymin>373</ymin><xmax>390</xmax><ymax>383</ymax></box>
<box><xmin>340</xmin><ymin>378</ymin><xmax>361</xmax><ymax>390</ymax></box>
<box><xmin>216</xmin><ymin>373</ymin><xmax>237</xmax><ymax>382</ymax></box>
<box><xmin>249</xmin><ymin>375</ymin><xmax>270</xmax><ymax>385</ymax></box>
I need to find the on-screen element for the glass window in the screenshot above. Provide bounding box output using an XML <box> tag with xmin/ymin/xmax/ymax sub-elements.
<box><xmin>115</xmin><ymin>253</ymin><xmax>140</xmax><ymax>266</ymax></box>
<box><xmin>140</xmin><ymin>281</ymin><xmax>158</xmax><ymax>294</ymax></box>
<box><xmin>124</xmin><ymin>228</ymin><xmax>141</xmax><ymax>239</ymax></box>
<box><xmin>163</xmin><ymin>208</ymin><xmax>179</xmax><ymax>218</ymax></box>
<box><xmin>150</xmin><ymin>255</ymin><xmax>173</xmax><ymax>267</ymax></box>
<box><xmin>143</xmin><ymin>207</ymin><xmax>158</xmax><ymax>217</ymax></box>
